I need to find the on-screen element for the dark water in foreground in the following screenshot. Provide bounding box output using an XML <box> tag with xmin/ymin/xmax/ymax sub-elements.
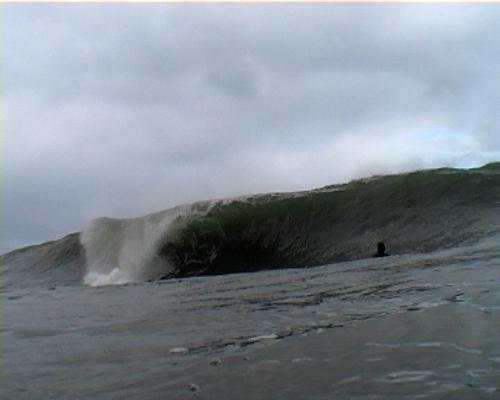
<box><xmin>2</xmin><ymin>231</ymin><xmax>500</xmax><ymax>399</ymax></box>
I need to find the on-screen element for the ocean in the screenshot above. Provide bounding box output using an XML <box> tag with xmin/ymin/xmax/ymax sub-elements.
<box><xmin>2</xmin><ymin>163</ymin><xmax>500</xmax><ymax>399</ymax></box>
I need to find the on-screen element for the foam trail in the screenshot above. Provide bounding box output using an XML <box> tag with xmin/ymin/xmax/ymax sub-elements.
<box><xmin>81</xmin><ymin>204</ymin><xmax>205</xmax><ymax>286</ymax></box>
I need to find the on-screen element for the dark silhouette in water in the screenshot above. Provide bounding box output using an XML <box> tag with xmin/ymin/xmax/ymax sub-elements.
<box><xmin>374</xmin><ymin>242</ymin><xmax>389</xmax><ymax>257</ymax></box>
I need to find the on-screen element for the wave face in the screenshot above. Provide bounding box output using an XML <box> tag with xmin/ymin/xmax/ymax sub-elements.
<box><xmin>161</xmin><ymin>163</ymin><xmax>500</xmax><ymax>278</ymax></box>
<box><xmin>2</xmin><ymin>162</ymin><xmax>499</xmax><ymax>288</ymax></box>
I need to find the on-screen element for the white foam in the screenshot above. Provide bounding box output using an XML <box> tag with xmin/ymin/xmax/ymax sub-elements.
<box><xmin>84</xmin><ymin>268</ymin><xmax>130</xmax><ymax>287</ymax></box>
<box><xmin>169</xmin><ymin>347</ymin><xmax>189</xmax><ymax>354</ymax></box>
<box><xmin>246</xmin><ymin>334</ymin><xmax>278</xmax><ymax>343</ymax></box>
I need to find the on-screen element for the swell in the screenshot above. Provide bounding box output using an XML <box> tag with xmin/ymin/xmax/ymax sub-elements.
<box><xmin>2</xmin><ymin>162</ymin><xmax>499</xmax><ymax>288</ymax></box>
<box><xmin>0</xmin><ymin>233</ymin><xmax>84</xmax><ymax>289</ymax></box>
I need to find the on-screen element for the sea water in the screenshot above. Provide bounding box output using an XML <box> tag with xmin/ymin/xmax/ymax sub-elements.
<box><xmin>2</xmin><ymin>232</ymin><xmax>500</xmax><ymax>399</ymax></box>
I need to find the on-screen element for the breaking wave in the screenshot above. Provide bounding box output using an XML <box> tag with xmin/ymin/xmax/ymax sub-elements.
<box><xmin>2</xmin><ymin>162</ymin><xmax>499</xmax><ymax>288</ymax></box>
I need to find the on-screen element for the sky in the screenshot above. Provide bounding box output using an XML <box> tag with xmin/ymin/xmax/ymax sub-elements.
<box><xmin>2</xmin><ymin>3</ymin><xmax>500</xmax><ymax>252</ymax></box>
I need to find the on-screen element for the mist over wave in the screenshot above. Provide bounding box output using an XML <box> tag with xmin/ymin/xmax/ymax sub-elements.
<box><xmin>81</xmin><ymin>200</ymin><xmax>224</xmax><ymax>286</ymax></box>
<box><xmin>81</xmin><ymin>208</ymin><xmax>184</xmax><ymax>286</ymax></box>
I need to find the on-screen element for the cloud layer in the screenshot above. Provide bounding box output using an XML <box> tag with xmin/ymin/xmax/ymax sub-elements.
<box><xmin>3</xmin><ymin>4</ymin><xmax>500</xmax><ymax>251</ymax></box>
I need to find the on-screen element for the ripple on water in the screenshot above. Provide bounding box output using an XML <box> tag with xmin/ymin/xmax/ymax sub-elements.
<box><xmin>291</xmin><ymin>357</ymin><xmax>314</xmax><ymax>363</ymax></box>
<box><xmin>466</xmin><ymin>368</ymin><xmax>491</xmax><ymax>378</ymax></box>
<box><xmin>383</xmin><ymin>370</ymin><xmax>434</xmax><ymax>383</ymax></box>
<box><xmin>365</xmin><ymin>341</ymin><xmax>483</xmax><ymax>355</ymax></box>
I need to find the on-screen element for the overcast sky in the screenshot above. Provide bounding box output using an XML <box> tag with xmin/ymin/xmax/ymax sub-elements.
<box><xmin>3</xmin><ymin>3</ymin><xmax>500</xmax><ymax>252</ymax></box>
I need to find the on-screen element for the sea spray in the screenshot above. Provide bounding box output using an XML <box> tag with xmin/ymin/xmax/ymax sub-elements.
<box><xmin>80</xmin><ymin>204</ymin><xmax>212</xmax><ymax>286</ymax></box>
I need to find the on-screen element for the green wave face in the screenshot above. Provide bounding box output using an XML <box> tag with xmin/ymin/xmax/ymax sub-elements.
<box><xmin>160</xmin><ymin>165</ymin><xmax>500</xmax><ymax>278</ymax></box>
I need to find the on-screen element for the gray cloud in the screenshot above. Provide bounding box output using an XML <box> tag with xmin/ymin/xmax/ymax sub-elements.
<box><xmin>3</xmin><ymin>3</ymin><xmax>500</xmax><ymax>252</ymax></box>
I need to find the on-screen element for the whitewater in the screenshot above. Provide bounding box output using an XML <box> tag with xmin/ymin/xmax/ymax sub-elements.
<box><xmin>2</xmin><ymin>163</ymin><xmax>500</xmax><ymax>399</ymax></box>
